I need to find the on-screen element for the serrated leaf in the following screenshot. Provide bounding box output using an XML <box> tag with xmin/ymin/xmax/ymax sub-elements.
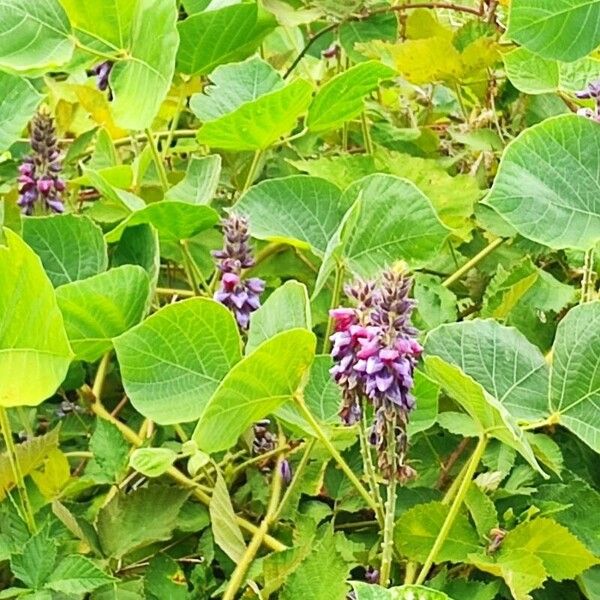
<box><xmin>307</xmin><ymin>61</ymin><xmax>395</xmax><ymax>132</ymax></box>
<box><xmin>165</xmin><ymin>155</ymin><xmax>221</xmax><ymax>205</ymax></box>
<box><xmin>247</xmin><ymin>280</ymin><xmax>311</xmax><ymax>354</ymax></box>
<box><xmin>210</xmin><ymin>469</ymin><xmax>246</xmax><ymax>563</ymax></box>
<box><xmin>465</xmin><ymin>483</ymin><xmax>498</xmax><ymax>539</ymax></box>
<box><xmin>351</xmin><ymin>582</ymin><xmax>453</xmax><ymax>599</ymax></box>
<box><xmin>96</xmin><ymin>485</ymin><xmax>188</xmax><ymax>559</ymax></box>
<box><xmin>0</xmin><ymin>229</ymin><xmax>72</xmax><ymax>407</ymax></box>
<box><xmin>0</xmin><ymin>72</ymin><xmax>41</xmax><ymax>150</ymax></box>
<box><xmin>234</xmin><ymin>175</ymin><xmax>347</xmax><ymax>255</ymax></box>
<box><xmin>22</xmin><ymin>215</ymin><xmax>108</xmax><ymax>287</ymax></box>
<box><xmin>507</xmin><ymin>0</ymin><xmax>600</xmax><ymax>62</ymax></box>
<box><xmin>0</xmin><ymin>0</ymin><xmax>74</xmax><ymax>72</ymax></box>
<box><xmin>129</xmin><ymin>448</ymin><xmax>177</xmax><ymax>478</ymax></box>
<box><xmin>484</xmin><ymin>115</ymin><xmax>600</xmax><ymax>250</ymax></box>
<box><xmin>197</xmin><ymin>78</ymin><xmax>313</xmax><ymax>151</ymax></box>
<box><xmin>395</xmin><ymin>501</ymin><xmax>481</xmax><ymax>563</ymax></box>
<box><xmin>88</xmin><ymin>419</ymin><xmax>129</xmax><ymax>483</ymax></box>
<box><xmin>46</xmin><ymin>555</ymin><xmax>115</xmax><ymax>594</ymax></box>
<box><xmin>437</xmin><ymin>412</ymin><xmax>480</xmax><ymax>437</ymax></box>
<box><xmin>194</xmin><ymin>328</ymin><xmax>316</xmax><ymax>453</ymax></box>
<box><xmin>114</xmin><ymin>298</ymin><xmax>242</xmax><ymax>424</ymax></box>
<box><xmin>503</xmin><ymin>517</ymin><xmax>598</xmax><ymax>581</ymax></box>
<box><xmin>10</xmin><ymin>529</ymin><xmax>57</xmax><ymax>590</ymax></box>
<box><xmin>177</xmin><ymin>4</ymin><xmax>276</xmax><ymax>76</ymax></box>
<box><xmin>56</xmin><ymin>265</ymin><xmax>151</xmax><ymax>362</ymax></box>
<box><xmin>144</xmin><ymin>553</ymin><xmax>187</xmax><ymax>600</ymax></box>
<box><xmin>30</xmin><ymin>448</ymin><xmax>70</xmax><ymax>499</ymax></box>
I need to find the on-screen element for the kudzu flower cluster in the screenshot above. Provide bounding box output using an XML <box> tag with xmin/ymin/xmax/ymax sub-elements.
<box><xmin>576</xmin><ymin>80</ymin><xmax>600</xmax><ymax>122</ymax></box>
<box><xmin>18</xmin><ymin>111</ymin><xmax>65</xmax><ymax>215</ymax></box>
<box><xmin>213</xmin><ymin>215</ymin><xmax>265</xmax><ymax>329</ymax></box>
<box><xmin>330</xmin><ymin>270</ymin><xmax>422</xmax><ymax>481</ymax></box>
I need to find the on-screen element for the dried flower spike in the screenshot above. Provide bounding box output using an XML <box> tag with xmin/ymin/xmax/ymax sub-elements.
<box><xmin>18</xmin><ymin>110</ymin><xmax>65</xmax><ymax>215</ymax></box>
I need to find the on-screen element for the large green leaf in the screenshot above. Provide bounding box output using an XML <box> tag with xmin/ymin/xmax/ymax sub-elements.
<box><xmin>45</xmin><ymin>555</ymin><xmax>115</xmax><ymax>594</ymax></box>
<box><xmin>246</xmin><ymin>280</ymin><xmax>311</xmax><ymax>354</ymax></box>
<box><xmin>56</xmin><ymin>265</ymin><xmax>151</xmax><ymax>362</ymax></box>
<box><xmin>351</xmin><ymin>582</ymin><xmax>453</xmax><ymax>599</ymax></box>
<box><xmin>0</xmin><ymin>72</ymin><xmax>41</xmax><ymax>150</ymax></box>
<box><xmin>22</xmin><ymin>215</ymin><xmax>108</xmax><ymax>287</ymax></box>
<box><xmin>109</xmin><ymin>0</ymin><xmax>179</xmax><ymax>130</ymax></box>
<box><xmin>210</xmin><ymin>470</ymin><xmax>246</xmax><ymax>562</ymax></box>
<box><xmin>177</xmin><ymin>3</ymin><xmax>276</xmax><ymax>76</ymax></box>
<box><xmin>0</xmin><ymin>230</ymin><xmax>72</xmax><ymax>407</ymax></box>
<box><xmin>550</xmin><ymin>301</ymin><xmax>600</xmax><ymax>452</ymax></box>
<box><xmin>105</xmin><ymin>202</ymin><xmax>218</xmax><ymax>243</ymax></box>
<box><xmin>189</xmin><ymin>56</ymin><xmax>283</xmax><ymax>120</ymax></box>
<box><xmin>114</xmin><ymin>298</ymin><xmax>241</xmax><ymax>424</ymax></box>
<box><xmin>0</xmin><ymin>0</ymin><xmax>74</xmax><ymax>72</ymax></box>
<box><xmin>307</xmin><ymin>61</ymin><xmax>395</xmax><ymax>132</ymax></box>
<box><xmin>165</xmin><ymin>155</ymin><xmax>221</xmax><ymax>205</ymax></box>
<box><xmin>424</xmin><ymin>357</ymin><xmax>543</xmax><ymax>472</ymax></box>
<box><xmin>395</xmin><ymin>501</ymin><xmax>480</xmax><ymax>563</ymax></box>
<box><xmin>96</xmin><ymin>485</ymin><xmax>188</xmax><ymax>559</ymax></box>
<box><xmin>197</xmin><ymin>79</ymin><xmax>313</xmax><ymax>151</ymax></box>
<box><xmin>425</xmin><ymin>319</ymin><xmax>549</xmax><ymax>421</ymax></box>
<box><xmin>484</xmin><ymin>115</ymin><xmax>600</xmax><ymax>250</ymax></box>
<box><xmin>193</xmin><ymin>328</ymin><xmax>316</xmax><ymax>453</ymax></box>
<box><xmin>507</xmin><ymin>0</ymin><xmax>600</xmax><ymax>62</ymax></box>
<box><xmin>342</xmin><ymin>174</ymin><xmax>449</xmax><ymax>277</ymax></box>
<box><xmin>233</xmin><ymin>175</ymin><xmax>347</xmax><ymax>255</ymax></box>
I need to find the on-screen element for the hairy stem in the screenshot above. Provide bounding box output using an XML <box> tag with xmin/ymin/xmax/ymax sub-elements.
<box><xmin>379</xmin><ymin>429</ymin><xmax>397</xmax><ymax>587</ymax></box>
<box><xmin>322</xmin><ymin>262</ymin><xmax>345</xmax><ymax>354</ymax></box>
<box><xmin>442</xmin><ymin>238</ymin><xmax>504</xmax><ymax>288</ymax></box>
<box><xmin>294</xmin><ymin>394</ymin><xmax>380</xmax><ymax>515</ymax></box>
<box><xmin>145</xmin><ymin>128</ymin><xmax>170</xmax><ymax>192</ymax></box>
<box><xmin>361</xmin><ymin>112</ymin><xmax>374</xmax><ymax>155</ymax></box>
<box><xmin>416</xmin><ymin>435</ymin><xmax>487</xmax><ymax>584</ymax></box>
<box><xmin>242</xmin><ymin>150</ymin><xmax>263</xmax><ymax>194</ymax></box>
<box><xmin>359</xmin><ymin>410</ymin><xmax>385</xmax><ymax>526</ymax></box>
<box><xmin>581</xmin><ymin>248</ymin><xmax>595</xmax><ymax>303</ymax></box>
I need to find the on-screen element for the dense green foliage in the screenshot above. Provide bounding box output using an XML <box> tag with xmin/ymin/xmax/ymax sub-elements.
<box><xmin>0</xmin><ymin>0</ymin><xmax>599</xmax><ymax>599</ymax></box>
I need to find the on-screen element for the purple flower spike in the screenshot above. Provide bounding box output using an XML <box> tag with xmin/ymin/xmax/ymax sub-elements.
<box><xmin>213</xmin><ymin>215</ymin><xmax>265</xmax><ymax>330</ymax></box>
<box><xmin>18</xmin><ymin>110</ymin><xmax>66</xmax><ymax>215</ymax></box>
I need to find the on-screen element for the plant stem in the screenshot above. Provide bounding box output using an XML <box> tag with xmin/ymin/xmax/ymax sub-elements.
<box><xmin>322</xmin><ymin>263</ymin><xmax>345</xmax><ymax>354</ymax></box>
<box><xmin>379</xmin><ymin>429</ymin><xmax>398</xmax><ymax>587</ymax></box>
<box><xmin>294</xmin><ymin>394</ymin><xmax>380</xmax><ymax>515</ymax></box>
<box><xmin>242</xmin><ymin>150</ymin><xmax>263</xmax><ymax>194</ymax></box>
<box><xmin>180</xmin><ymin>241</ymin><xmax>201</xmax><ymax>295</ymax></box>
<box><xmin>222</xmin><ymin>448</ymin><xmax>285</xmax><ymax>600</ymax></box>
<box><xmin>162</xmin><ymin>90</ymin><xmax>186</xmax><ymax>161</ymax></box>
<box><xmin>273</xmin><ymin>438</ymin><xmax>315</xmax><ymax>521</ymax></box>
<box><xmin>156</xmin><ymin>287</ymin><xmax>195</xmax><ymax>298</ymax></box>
<box><xmin>84</xmin><ymin>385</ymin><xmax>286</xmax><ymax>552</ymax></box>
<box><xmin>145</xmin><ymin>128</ymin><xmax>170</xmax><ymax>192</ymax></box>
<box><xmin>0</xmin><ymin>407</ymin><xmax>36</xmax><ymax>533</ymax></box>
<box><xmin>416</xmin><ymin>435</ymin><xmax>487</xmax><ymax>585</ymax></box>
<box><xmin>361</xmin><ymin>112</ymin><xmax>374</xmax><ymax>154</ymax></box>
<box><xmin>442</xmin><ymin>238</ymin><xmax>504</xmax><ymax>288</ymax></box>
<box><xmin>581</xmin><ymin>248</ymin><xmax>595</xmax><ymax>303</ymax></box>
<box><xmin>358</xmin><ymin>411</ymin><xmax>385</xmax><ymax>526</ymax></box>
<box><xmin>404</xmin><ymin>561</ymin><xmax>417</xmax><ymax>584</ymax></box>
<box><xmin>73</xmin><ymin>39</ymin><xmax>119</xmax><ymax>62</ymax></box>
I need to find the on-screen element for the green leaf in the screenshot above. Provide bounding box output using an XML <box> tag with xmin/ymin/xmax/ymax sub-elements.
<box><xmin>413</xmin><ymin>274</ymin><xmax>457</xmax><ymax>330</ymax></box>
<box><xmin>288</xmin><ymin>154</ymin><xmax>378</xmax><ymax>190</ymax></box>
<box><xmin>280</xmin><ymin>529</ymin><xmax>351</xmax><ymax>600</ymax></box>
<box><xmin>114</xmin><ymin>298</ymin><xmax>242</xmax><ymax>424</ymax></box>
<box><xmin>351</xmin><ymin>582</ymin><xmax>453</xmax><ymax>600</ymax></box>
<box><xmin>395</xmin><ymin>501</ymin><xmax>480</xmax><ymax>563</ymax></box>
<box><xmin>45</xmin><ymin>555</ymin><xmax>115</xmax><ymax>594</ymax></box>
<box><xmin>339</xmin><ymin>12</ymin><xmax>398</xmax><ymax>62</ymax></box>
<box><xmin>110</xmin><ymin>0</ymin><xmax>179</xmax><ymax>130</ymax></box>
<box><xmin>307</xmin><ymin>61</ymin><xmax>395</xmax><ymax>132</ymax></box>
<box><xmin>96</xmin><ymin>485</ymin><xmax>188</xmax><ymax>559</ymax></box>
<box><xmin>10</xmin><ymin>529</ymin><xmax>56</xmax><ymax>590</ymax></box>
<box><xmin>210</xmin><ymin>469</ymin><xmax>246</xmax><ymax>563</ymax></box>
<box><xmin>468</xmin><ymin>548</ymin><xmax>546</xmax><ymax>600</ymax></box>
<box><xmin>190</xmin><ymin>56</ymin><xmax>283</xmax><ymax>121</ymax></box>
<box><xmin>408</xmin><ymin>370</ymin><xmax>440</xmax><ymax>436</ymax></box>
<box><xmin>464</xmin><ymin>483</ymin><xmax>498</xmax><ymax>539</ymax></box>
<box><xmin>112</xmin><ymin>224</ymin><xmax>160</xmax><ymax>290</ymax></box>
<box><xmin>144</xmin><ymin>553</ymin><xmax>187</xmax><ymax>600</ymax></box>
<box><xmin>507</xmin><ymin>0</ymin><xmax>600</xmax><ymax>62</ymax></box>
<box><xmin>247</xmin><ymin>280</ymin><xmax>311</xmax><ymax>354</ymax></box>
<box><xmin>129</xmin><ymin>447</ymin><xmax>177</xmax><ymax>478</ymax></box>
<box><xmin>342</xmin><ymin>174</ymin><xmax>449</xmax><ymax>277</ymax></box>
<box><xmin>105</xmin><ymin>202</ymin><xmax>218</xmax><ymax>243</ymax></box>
<box><xmin>423</xmin><ymin>357</ymin><xmax>543</xmax><ymax>473</ymax></box>
<box><xmin>88</xmin><ymin>419</ymin><xmax>129</xmax><ymax>483</ymax></box>
<box><xmin>165</xmin><ymin>155</ymin><xmax>221</xmax><ymax>205</ymax></box>
<box><xmin>193</xmin><ymin>328</ymin><xmax>316</xmax><ymax>453</ymax></box>
<box><xmin>484</xmin><ymin>115</ymin><xmax>600</xmax><ymax>250</ymax></box>
<box><xmin>0</xmin><ymin>73</ymin><xmax>41</xmax><ymax>150</ymax></box>
<box><xmin>234</xmin><ymin>175</ymin><xmax>347</xmax><ymax>255</ymax></box>
<box><xmin>0</xmin><ymin>229</ymin><xmax>72</xmax><ymax>407</ymax></box>
<box><xmin>177</xmin><ymin>4</ymin><xmax>276</xmax><ymax>76</ymax></box>
<box><xmin>0</xmin><ymin>0</ymin><xmax>74</xmax><ymax>72</ymax></box>
<box><xmin>197</xmin><ymin>78</ymin><xmax>313</xmax><ymax>151</ymax></box>
<box><xmin>550</xmin><ymin>301</ymin><xmax>600</xmax><ymax>452</ymax></box>
<box><xmin>22</xmin><ymin>215</ymin><xmax>108</xmax><ymax>287</ymax></box>
<box><xmin>425</xmin><ymin>319</ymin><xmax>549</xmax><ymax>421</ymax></box>
<box><xmin>56</xmin><ymin>265</ymin><xmax>150</xmax><ymax>362</ymax></box>
<box><xmin>503</xmin><ymin>517</ymin><xmax>598</xmax><ymax>580</ymax></box>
